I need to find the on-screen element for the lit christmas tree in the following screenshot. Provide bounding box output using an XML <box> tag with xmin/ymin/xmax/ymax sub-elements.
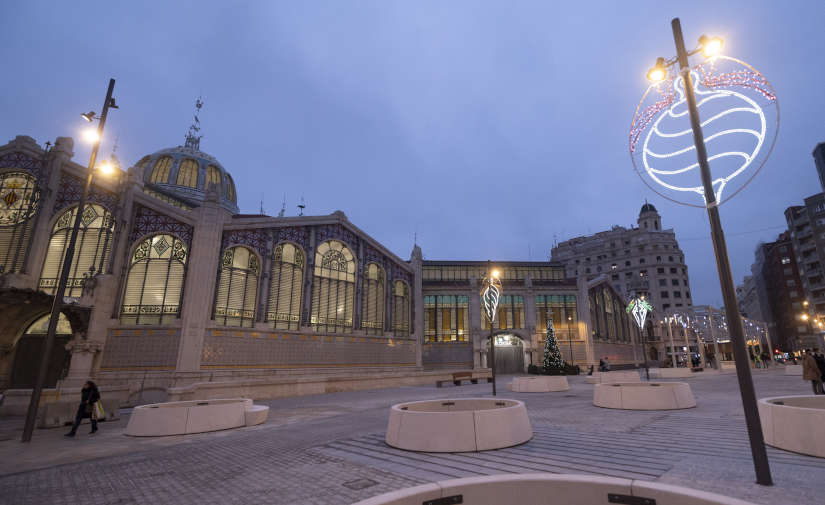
<box><xmin>543</xmin><ymin>317</ymin><xmax>564</xmax><ymax>372</ymax></box>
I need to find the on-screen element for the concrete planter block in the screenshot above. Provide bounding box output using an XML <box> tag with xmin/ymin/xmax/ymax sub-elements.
<box><xmin>125</xmin><ymin>398</ymin><xmax>268</xmax><ymax>436</ymax></box>
<box><xmin>783</xmin><ymin>365</ymin><xmax>803</xmax><ymax>376</ymax></box>
<box><xmin>510</xmin><ymin>376</ymin><xmax>569</xmax><ymax>392</ymax></box>
<box><xmin>352</xmin><ymin>473</ymin><xmax>756</xmax><ymax>505</ymax></box>
<box><xmin>593</xmin><ymin>382</ymin><xmax>696</xmax><ymax>410</ymax></box>
<box><xmin>38</xmin><ymin>398</ymin><xmax>121</xmax><ymax>428</ymax></box>
<box><xmin>385</xmin><ymin>398</ymin><xmax>532</xmax><ymax>452</ymax></box>
<box><xmin>758</xmin><ymin>395</ymin><xmax>825</xmax><ymax>458</ymax></box>
<box><xmin>244</xmin><ymin>405</ymin><xmax>269</xmax><ymax>426</ymax></box>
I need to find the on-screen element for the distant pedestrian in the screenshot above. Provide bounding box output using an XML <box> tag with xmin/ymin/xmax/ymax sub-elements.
<box><xmin>815</xmin><ymin>349</ymin><xmax>825</xmax><ymax>383</ymax></box>
<box><xmin>803</xmin><ymin>350</ymin><xmax>823</xmax><ymax>395</ymax></box>
<box><xmin>65</xmin><ymin>381</ymin><xmax>101</xmax><ymax>437</ymax></box>
<box><xmin>761</xmin><ymin>352</ymin><xmax>770</xmax><ymax>367</ymax></box>
<box><xmin>603</xmin><ymin>357</ymin><xmax>611</xmax><ymax>371</ymax></box>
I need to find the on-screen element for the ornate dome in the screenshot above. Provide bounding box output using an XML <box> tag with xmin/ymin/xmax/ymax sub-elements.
<box><xmin>639</xmin><ymin>202</ymin><xmax>658</xmax><ymax>215</ymax></box>
<box><xmin>136</xmin><ymin>144</ymin><xmax>239</xmax><ymax>213</ymax></box>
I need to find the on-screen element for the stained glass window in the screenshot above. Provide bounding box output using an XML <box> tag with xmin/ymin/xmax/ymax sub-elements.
<box><xmin>361</xmin><ymin>263</ymin><xmax>385</xmax><ymax>334</ymax></box>
<box><xmin>175</xmin><ymin>158</ymin><xmax>198</xmax><ymax>188</ymax></box>
<box><xmin>0</xmin><ymin>171</ymin><xmax>39</xmax><ymax>273</ymax></box>
<box><xmin>266</xmin><ymin>242</ymin><xmax>304</xmax><ymax>330</ymax></box>
<box><xmin>206</xmin><ymin>165</ymin><xmax>222</xmax><ymax>192</ymax></box>
<box><xmin>120</xmin><ymin>234</ymin><xmax>187</xmax><ymax>325</ymax></box>
<box><xmin>226</xmin><ymin>174</ymin><xmax>237</xmax><ymax>203</ymax></box>
<box><xmin>39</xmin><ymin>204</ymin><xmax>115</xmax><ymax>297</ymax></box>
<box><xmin>424</xmin><ymin>295</ymin><xmax>469</xmax><ymax>342</ymax></box>
<box><xmin>150</xmin><ymin>157</ymin><xmax>172</xmax><ymax>184</ymax></box>
<box><xmin>536</xmin><ymin>294</ymin><xmax>578</xmax><ymax>340</ymax></box>
<box><xmin>213</xmin><ymin>246</ymin><xmax>259</xmax><ymax>327</ymax></box>
<box><xmin>311</xmin><ymin>240</ymin><xmax>355</xmax><ymax>332</ymax></box>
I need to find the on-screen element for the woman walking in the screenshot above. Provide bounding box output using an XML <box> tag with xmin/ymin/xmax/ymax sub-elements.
<box><xmin>65</xmin><ymin>381</ymin><xmax>101</xmax><ymax>437</ymax></box>
<box><xmin>803</xmin><ymin>350</ymin><xmax>823</xmax><ymax>395</ymax></box>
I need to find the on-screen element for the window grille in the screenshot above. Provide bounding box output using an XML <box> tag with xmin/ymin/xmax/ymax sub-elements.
<box><xmin>535</xmin><ymin>294</ymin><xmax>578</xmax><ymax>340</ymax></box>
<box><xmin>150</xmin><ymin>157</ymin><xmax>172</xmax><ymax>184</ymax></box>
<box><xmin>266</xmin><ymin>242</ymin><xmax>304</xmax><ymax>330</ymax></box>
<box><xmin>0</xmin><ymin>172</ymin><xmax>39</xmax><ymax>273</ymax></box>
<box><xmin>361</xmin><ymin>263</ymin><xmax>385</xmax><ymax>334</ymax></box>
<box><xmin>39</xmin><ymin>204</ymin><xmax>114</xmax><ymax>297</ymax></box>
<box><xmin>120</xmin><ymin>234</ymin><xmax>187</xmax><ymax>325</ymax></box>
<box><xmin>311</xmin><ymin>240</ymin><xmax>355</xmax><ymax>332</ymax></box>
<box><xmin>175</xmin><ymin>158</ymin><xmax>198</xmax><ymax>188</ymax></box>
<box><xmin>213</xmin><ymin>246</ymin><xmax>259</xmax><ymax>327</ymax></box>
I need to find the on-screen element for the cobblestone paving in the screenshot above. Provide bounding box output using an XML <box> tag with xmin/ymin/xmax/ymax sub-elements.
<box><xmin>1</xmin><ymin>369</ymin><xmax>824</xmax><ymax>504</ymax></box>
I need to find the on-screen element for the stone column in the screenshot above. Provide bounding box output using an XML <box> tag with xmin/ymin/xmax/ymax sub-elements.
<box><xmin>176</xmin><ymin>193</ymin><xmax>228</xmax><ymax>372</ymax></box>
<box><xmin>577</xmin><ymin>275</ymin><xmax>595</xmax><ymax>366</ymax></box>
<box><xmin>469</xmin><ymin>277</ymin><xmax>482</xmax><ymax>369</ymax></box>
<box><xmin>410</xmin><ymin>245</ymin><xmax>424</xmax><ymax>368</ymax></box>
<box><xmin>63</xmin><ymin>338</ymin><xmax>103</xmax><ymax>386</ymax></box>
<box><xmin>523</xmin><ymin>277</ymin><xmax>538</xmax><ymax>365</ymax></box>
<box><xmin>666</xmin><ymin>317</ymin><xmax>676</xmax><ymax>367</ymax></box>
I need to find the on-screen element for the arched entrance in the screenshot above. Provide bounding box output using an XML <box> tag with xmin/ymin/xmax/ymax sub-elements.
<box><xmin>10</xmin><ymin>313</ymin><xmax>72</xmax><ymax>388</ymax></box>
<box><xmin>486</xmin><ymin>333</ymin><xmax>525</xmax><ymax>374</ymax></box>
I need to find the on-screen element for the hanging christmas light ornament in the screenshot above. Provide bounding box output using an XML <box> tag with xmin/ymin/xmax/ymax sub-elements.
<box><xmin>627</xmin><ymin>297</ymin><xmax>653</xmax><ymax>331</ymax></box>
<box><xmin>481</xmin><ymin>272</ymin><xmax>502</xmax><ymax>324</ymax></box>
<box><xmin>630</xmin><ymin>55</ymin><xmax>779</xmax><ymax>207</ymax></box>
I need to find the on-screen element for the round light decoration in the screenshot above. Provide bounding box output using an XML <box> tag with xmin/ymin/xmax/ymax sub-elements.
<box><xmin>481</xmin><ymin>274</ymin><xmax>502</xmax><ymax>324</ymax></box>
<box><xmin>630</xmin><ymin>55</ymin><xmax>779</xmax><ymax>207</ymax></box>
<box><xmin>626</xmin><ymin>297</ymin><xmax>653</xmax><ymax>331</ymax></box>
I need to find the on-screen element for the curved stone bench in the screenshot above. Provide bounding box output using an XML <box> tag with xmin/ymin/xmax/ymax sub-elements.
<box><xmin>509</xmin><ymin>376</ymin><xmax>569</xmax><ymax>392</ymax></box>
<box><xmin>585</xmin><ymin>371</ymin><xmax>641</xmax><ymax>384</ymax></box>
<box><xmin>125</xmin><ymin>398</ymin><xmax>269</xmax><ymax>436</ymax></box>
<box><xmin>758</xmin><ymin>396</ymin><xmax>825</xmax><ymax>458</ymax></box>
<box><xmin>385</xmin><ymin>398</ymin><xmax>532</xmax><ymax>452</ymax></box>
<box><xmin>352</xmin><ymin>473</ymin><xmax>756</xmax><ymax>505</ymax></box>
<box><xmin>593</xmin><ymin>382</ymin><xmax>696</xmax><ymax>410</ymax></box>
<box><xmin>783</xmin><ymin>364</ymin><xmax>803</xmax><ymax>376</ymax></box>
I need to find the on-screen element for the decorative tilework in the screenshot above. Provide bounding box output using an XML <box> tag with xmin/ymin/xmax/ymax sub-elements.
<box><xmin>51</xmin><ymin>172</ymin><xmax>119</xmax><ymax>217</ymax></box>
<box><xmin>100</xmin><ymin>328</ymin><xmax>181</xmax><ymax>369</ymax></box>
<box><xmin>128</xmin><ymin>204</ymin><xmax>194</xmax><ymax>247</ymax></box>
<box><xmin>316</xmin><ymin>224</ymin><xmax>358</xmax><ymax>250</ymax></box>
<box><xmin>201</xmin><ymin>329</ymin><xmax>415</xmax><ymax>368</ymax></box>
<box><xmin>276</xmin><ymin>227</ymin><xmax>309</xmax><ymax>250</ymax></box>
<box><xmin>221</xmin><ymin>229</ymin><xmax>268</xmax><ymax>258</ymax></box>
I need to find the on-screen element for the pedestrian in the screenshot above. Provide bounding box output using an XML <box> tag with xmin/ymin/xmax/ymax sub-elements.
<box><xmin>604</xmin><ymin>356</ymin><xmax>611</xmax><ymax>371</ymax></box>
<box><xmin>598</xmin><ymin>358</ymin><xmax>605</xmax><ymax>372</ymax></box>
<box><xmin>65</xmin><ymin>381</ymin><xmax>101</xmax><ymax>437</ymax></box>
<box><xmin>754</xmin><ymin>353</ymin><xmax>762</xmax><ymax>369</ymax></box>
<box><xmin>802</xmin><ymin>350</ymin><xmax>823</xmax><ymax>395</ymax></box>
<box><xmin>815</xmin><ymin>349</ymin><xmax>825</xmax><ymax>383</ymax></box>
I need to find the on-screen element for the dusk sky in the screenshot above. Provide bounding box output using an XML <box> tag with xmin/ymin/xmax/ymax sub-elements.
<box><xmin>2</xmin><ymin>1</ymin><xmax>824</xmax><ymax>308</ymax></box>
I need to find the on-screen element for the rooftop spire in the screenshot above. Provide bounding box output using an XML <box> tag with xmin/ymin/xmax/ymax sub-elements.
<box><xmin>184</xmin><ymin>97</ymin><xmax>203</xmax><ymax>150</ymax></box>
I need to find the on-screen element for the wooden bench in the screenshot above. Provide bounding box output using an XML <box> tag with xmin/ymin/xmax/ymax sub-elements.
<box><xmin>436</xmin><ymin>371</ymin><xmax>479</xmax><ymax>388</ymax></box>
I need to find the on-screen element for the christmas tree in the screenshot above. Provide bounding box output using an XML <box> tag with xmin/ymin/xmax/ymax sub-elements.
<box><xmin>543</xmin><ymin>317</ymin><xmax>564</xmax><ymax>372</ymax></box>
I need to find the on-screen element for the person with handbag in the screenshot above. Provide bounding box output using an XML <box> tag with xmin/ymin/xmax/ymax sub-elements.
<box><xmin>65</xmin><ymin>381</ymin><xmax>101</xmax><ymax>437</ymax></box>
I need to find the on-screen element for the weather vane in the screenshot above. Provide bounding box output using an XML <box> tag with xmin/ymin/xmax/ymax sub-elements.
<box><xmin>184</xmin><ymin>97</ymin><xmax>204</xmax><ymax>150</ymax></box>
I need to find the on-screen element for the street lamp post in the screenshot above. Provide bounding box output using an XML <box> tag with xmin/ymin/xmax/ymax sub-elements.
<box><xmin>567</xmin><ymin>315</ymin><xmax>574</xmax><ymax>365</ymax></box>
<box><xmin>627</xmin><ymin>296</ymin><xmax>651</xmax><ymax>380</ymax></box>
<box><xmin>665</xmin><ymin>316</ymin><xmax>677</xmax><ymax>367</ymax></box>
<box><xmin>642</xmin><ymin>19</ymin><xmax>773</xmax><ymax>485</ymax></box>
<box><xmin>481</xmin><ymin>262</ymin><xmax>502</xmax><ymax>396</ymax></box>
<box><xmin>21</xmin><ymin>78</ymin><xmax>118</xmax><ymax>443</ymax></box>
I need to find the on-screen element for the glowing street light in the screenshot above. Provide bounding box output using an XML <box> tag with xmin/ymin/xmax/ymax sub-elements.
<box><xmin>646</xmin><ymin>57</ymin><xmax>667</xmax><ymax>83</ymax></box>
<box><xmin>82</xmin><ymin>129</ymin><xmax>100</xmax><ymax>143</ymax></box>
<box><xmin>98</xmin><ymin>160</ymin><xmax>115</xmax><ymax>175</ymax></box>
<box><xmin>481</xmin><ymin>261</ymin><xmax>502</xmax><ymax>396</ymax></box>
<box><xmin>629</xmin><ymin>18</ymin><xmax>774</xmax><ymax>486</ymax></box>
<box><xmin>22</xmin><ymin>79</ymin><xmax>119</xmax><ymax>443</ymax></box>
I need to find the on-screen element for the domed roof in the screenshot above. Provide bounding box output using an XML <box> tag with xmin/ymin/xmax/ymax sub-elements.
<box><xmin>639</xmin><ymin>202</ymin><xmax>658</xmax><ymax>215</ymax></box>
<box><xmin>136</xmin><ymin>144</ymin><xmax>239</xmax><ymax>213</ymax></box>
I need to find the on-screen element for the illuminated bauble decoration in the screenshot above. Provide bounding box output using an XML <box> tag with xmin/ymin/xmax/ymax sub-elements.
<box><xmin>627</xmin><ymin>298</ymin><xmax>653</xmax><ymax>331</ymax></box>
<box><xmin>481</xmin><ymin>276</ymin><xmax>502</xmax><ymax>324</ymax></box>
<box><xmin>630</xmin><ymin>56</ymin><xmax>778</xmax><ymax>208</ymax></box>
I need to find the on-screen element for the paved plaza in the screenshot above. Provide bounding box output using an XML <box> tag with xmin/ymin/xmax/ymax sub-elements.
<box><xmin>1</xmin><ymin>369</ymin><xmax>823</xmax><ymax>504</ymax></box>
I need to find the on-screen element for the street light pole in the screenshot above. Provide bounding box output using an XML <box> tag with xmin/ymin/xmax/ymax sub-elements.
<box><xmin>671</xmin><ymin>18</ymin><xmax>772</xmax><ymax>485</ymax></box>
<box><xmin>21</xmin><ymin>78</ymin><xmax>116</xmax><ymax>443</ymax></box>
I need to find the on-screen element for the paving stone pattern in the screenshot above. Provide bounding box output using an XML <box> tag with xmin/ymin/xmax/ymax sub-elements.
<box><xmin>1</xmin><ymin>369</ymin><xmax>824</xmax><ymax>504</ymax></box>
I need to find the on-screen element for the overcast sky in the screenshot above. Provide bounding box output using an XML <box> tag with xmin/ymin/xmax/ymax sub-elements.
<box><xmin>2</xmin><ymin>1</ymin><xmax>824</xmax><ymax>308</ymax></box>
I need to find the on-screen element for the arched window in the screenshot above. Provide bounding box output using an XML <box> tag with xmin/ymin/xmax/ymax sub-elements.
<box><xmin>0</xmin><ymin>172</ymin><xmax>39</xmax><ymax>273</ymax></box>
<box><xmin>266</xmin><ymin>242</ymin><xmax>304</xmax><ymax>330</ymax></box>
<box><xmin>120</xmin><ymin>234</ymin><xmax>187</xmax><ymax>325</ymax></box>
<box><xmin>10</xmin><ymin>313</ymin><xmax>72</xmax><ymax>388</ymax></box>
<box><xmin>136</xmin><ymin>156</ymin><xmax>151</xmax><ymax>171</ymax></box>
<box><xmin>226</xmin><ymin>174</ymin><xmax>237</xmax><ymax>203</ymax></box>
<box><xmin>150</xmin><ymin>157</ymin><xmax>173</xmax><ymax>184</ymax></box>
<box><xmin>39</xmin><ymin>204</ymin><xmax>115</xmax><ymax>297</ymax></box>
<box><xmin>311</xmin><ymin>240</ymin><xmax>355</xmax><ymax>332</ymax></box>
<box><xmin>213</xmin><ymin>246</ymin><xmax>259</xmax><ymax>327</ymax></box>
<box><xmin>175</xmin><ymin>158</ymin><xmax>198</xmax><ymax>188</ymax></box>
<box><xmin>206</xmin><ymin>165</ymin><xmax>222</xmax><ymax>192</ymax></box>
<box><xmin>361</xmin><ymin>263</ymin><xmax>385</xmax><ymax>334</ymax></box>
<box><xmin>391</xmin><ymin>280</ymin><xmax>410</xmax><ymax>337</ymax></box>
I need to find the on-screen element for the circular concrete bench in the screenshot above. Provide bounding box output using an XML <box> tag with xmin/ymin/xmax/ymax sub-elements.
<box><xmin>352</xmin><ymin>473</ymin><xmax>756</xmax><ymax>505</ymax></box>
<box><xmin>650</xmin><ymin>367</ymin><xmax>693</xmax><ymax>378</ymax></box>
<box><xmin>385</xmin><ymin>398</ymin><xmax>532</xmax><ymax>452</ymax></box>
<box><xmin>758</xmin><ymin>396</ymin><xmax>825</xmax><ymax>458</ymax></box>
<box><xmin>125</xmin><ymin>398</ymin><xmax>269</xmax><ymax>436</ymax></box>
<box><xmin>593</xmin><ymin>382</ymin><xmax>696</xmax><ymax>410</ymax></box>
<box><xmin>783</xmin><ymin>364</ymin><xmax>803</xmax><ymax>376</ymax></box>
<box><xmin>585</xmin><ymin>371</ymin><xmax>641</xmax><ymax>384</ymax></box>
<box><xmin>509</xmin><ymin>376</ymin><xmax>569</xmax><ymax>392</ymax></box>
